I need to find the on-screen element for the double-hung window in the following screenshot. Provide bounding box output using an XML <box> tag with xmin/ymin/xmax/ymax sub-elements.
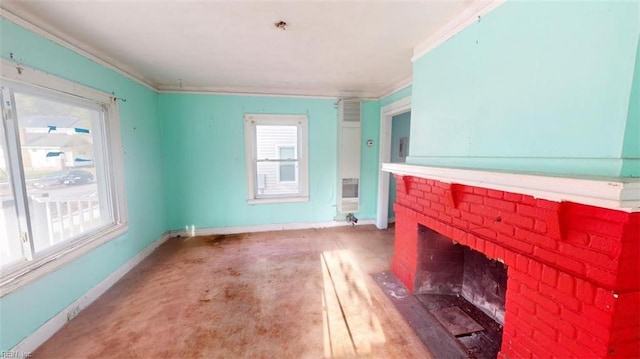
<box><xmin>0</xmin><ymin>60</ymin><xmax>127</xmax><ymax>295</ymax></box>
<box><xmin>244</xmin><ymin>114</ymin><xmax>308</xmax><ymax>204</ymax></box>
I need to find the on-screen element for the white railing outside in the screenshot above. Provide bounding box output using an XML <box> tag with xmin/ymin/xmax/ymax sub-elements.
<box><xmin>32</xmin><ymin>195</ymin><xmax>101</xmax><ymax>246</ymax></box>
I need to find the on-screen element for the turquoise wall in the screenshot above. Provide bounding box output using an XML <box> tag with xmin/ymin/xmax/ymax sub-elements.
<box><xmin>0</xmin><ymin>17</ymin><xmax>415</xmax><ymax>350</ymax></box>
<box><xmin>357</xmin><ymin>86</ymin><xmax>412</xmax><ymax>224</ymax></box>
<box><xmin>159</xmin><ymin>93</ymin><xmax>345</xmax><ymax>228</ymax></box>
<box><xmin>409</xmin><ymin>1</ymin><xmax>639</xmax><ymax>177</ymax></box>
<box><xmin>389</xmin><ymin>112</ymin><xmax>411</xmax><ymax>218</ymax></box>
<box><xmin>0</xmin><ymin>19</ymin><xmax>166</xmax><ymax>350</ymax></box>
<box><xmin>158</xmin><ymin>90</ymin><xmax>409</xmax><ymax>228</ymax></box>
<box><xmin>359</xmin><ymin>100</ymin><xmax>381</xmax><ymax>219</ymax></box>
<box><xmin>622</xmin><ymin>35</ymin><xmax>640</xmax><ymax>176</ymax></box>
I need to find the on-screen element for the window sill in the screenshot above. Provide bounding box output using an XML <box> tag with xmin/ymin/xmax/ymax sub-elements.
<box><xmin>0</xmin><ymin>223</ymin><xmax>128</xmax><ymax>298</ymax></box>
<box><xmin>247</xmin><ymin>196</ymin><xmax>309</xmax><ymax>205</ymax></box>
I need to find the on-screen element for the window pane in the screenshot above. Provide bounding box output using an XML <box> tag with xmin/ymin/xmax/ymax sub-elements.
<box><xmin>14</xmin><ymin>92</ymin><xmax>111</xmax><ymax>253</ymax></box>
<box><xmin>279</xmin><ymin>146</ymin><xmax>295</xmax><ymax>159</ymax></box>
<box><xmin>256</xmin><ymin>125</ymin><xmax>297</xmax><ymax>160</ymax></box>
<box><xmin>0</xmin><ymin>127</ymin><xmax>22</xmax><ymax>266</ymax></box>
<box><xmin>256</xmin><ymin>160</ymin><xmax>299</xmax><ymax>196</ymax></box>
<box><xmin>279</xmin><ymin>164</ymin><xmax>296</xmax><ymax>182</ymax></box>
<box><xmin>278</xmin><ymin>146</ymin><xmax>296</xmax><ymax>183</ymax></box>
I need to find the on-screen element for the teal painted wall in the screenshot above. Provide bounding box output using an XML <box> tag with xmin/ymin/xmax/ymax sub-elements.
<box><xmin>0</xmin><ymin>19</ymin><xmax>166</xmax><ymax>350</ymax></box>
<box><xmin>389</xmin><ymin>112</ymin><xmax>411</xmax><ymax>218</ymax></box>
<box><xmin>159</xmin><ymin>93</ymin><xmax>345</xmax><ymax>229</ymax></box>
<box><xmin>356</xmin><ymin>86</ymin><xmax>412</xmax><ymax>223</ymax></box>
<box><xmin>622</xmin><ymin>35</ymin><xmax>640</xmax><ymax>176</ymax></box>
<box><xmin>0</xmin><ymin>18</ymin><xmax>414</xmax><ymax>349</ymax></box>
<box><xmin>409</xmin><ymin>1</ymin><xmax>639</xmax><ymax>177</ymax></box>
<box><xmin>359</xmin><ymin>100</ymin><xmax>381</xmax><ymax>219</ymax></box>
<box><xmin>158</xmin><ymin>92</ymin><xmax>407</xmax><ymax>228</ymax></box>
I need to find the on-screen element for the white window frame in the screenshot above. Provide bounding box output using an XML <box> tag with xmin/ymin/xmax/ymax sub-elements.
<box><xmin>244</xmin><ymin>114</ymin><xmax>308</xmax><ymax>204</ymax></box>
<box><xmin>0</xmin><ymin>59</ymin><xmax>128</xmax><ymax>297</ymax></box>
<box><xmin>276</xmin><ymin>145</ymin><xmax>298</xmax><ymax>184</ymax></box>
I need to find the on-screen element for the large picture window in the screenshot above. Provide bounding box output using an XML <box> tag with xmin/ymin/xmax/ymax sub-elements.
<box><xmin>0</xmin><ymin>61</ymin><xmax>127</xmax><ymax>295</ymax></box>
<box><xmin>244</xmin><ymin>114</ymin><xmax>308</xmax><ymax>204</ymax></box>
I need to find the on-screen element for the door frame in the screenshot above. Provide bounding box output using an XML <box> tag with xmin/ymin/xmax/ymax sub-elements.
<box><xmin>375</xmin><ymin>96</ymin><xmax>411</xmax><ymax>229</ymax></box>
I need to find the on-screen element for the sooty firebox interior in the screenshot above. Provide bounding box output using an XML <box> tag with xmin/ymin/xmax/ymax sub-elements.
<box><xmin>415</xmin><ymin>225</ymin><xmax>507</xmax><ymax>358</ymax></box>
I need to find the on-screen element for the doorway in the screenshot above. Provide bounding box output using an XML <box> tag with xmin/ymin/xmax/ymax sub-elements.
<box><xmin>388</xmin><ymin>111</ymin><xmax>411</xmax><ymax>222</ymax></box>
<box><xmin>375</xmin><ymin>96</ymin><xmax>411</xmax><ymax>229</ymax></box>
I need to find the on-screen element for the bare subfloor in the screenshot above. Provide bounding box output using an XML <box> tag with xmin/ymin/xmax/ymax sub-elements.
<box><xmin>34</xmin><ymin>225</ymin><xmax>432</xmax><ymax>358</ymax></box>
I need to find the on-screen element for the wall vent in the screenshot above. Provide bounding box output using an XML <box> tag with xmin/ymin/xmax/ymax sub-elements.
<box><xmin>337</xmin><ymin>99</ymin><xmax>361</xmax><ymax>214</ymax></box>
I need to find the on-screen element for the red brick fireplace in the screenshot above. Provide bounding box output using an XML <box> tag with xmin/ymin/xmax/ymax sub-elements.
<box><xmin>384</xmin><ymin>164</ymin><xmax>639</xmax><ymax>358</ymax></box>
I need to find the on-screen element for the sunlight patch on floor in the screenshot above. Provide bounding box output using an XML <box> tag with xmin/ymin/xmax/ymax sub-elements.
<box><xmin>321</xmin><ymin>249</ymin><xmax>386</xmax><ymax>357</ymax></box>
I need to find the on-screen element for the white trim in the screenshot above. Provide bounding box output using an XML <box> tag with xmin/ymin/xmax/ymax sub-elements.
<box><xmin>0</xmin><ymin>225</ymin><xmax>128</xmax><ymax>297</ymax></box>
<box><xmin>1</xmin><ymin>5</ymin><xmax>405</xmax><ymax>101</ymax></box>
<box><xmin>376</xmin><ymin>97</ymin><xmax>412</xmax><ymax>229</ymax></box>
<box><xmin>247</xmin><ymin>196</ymin><xmax>309</xmax><ymax>205</ymax></box>
<box><xmin>377</xmin><ymin>77</ymin><xmax>412</xmax><ymax>101</ymax></box>
<box><xmin>170</xmin><ymin>220</ymin><xmax>377</xmax><ymax>237</ymax></box>
<box><xmin>244</xmin><ymin>114</ymin><xmax>309</xmax><ymax>203</ymax></box>
<box><xmin>382</xmin><ymin>163</ymin><xmax>640</xmax><ymax>212</ymax></box>
<box><xmin>0</xmin><ymin>61</ymin><xmax>129</xmax><ymax>297</ymax></box>
<box><xmin>0</xmin><ymin>8</ymin><xmax>375</xmax><ymax>101</ymax></box>
<box><xmin>158</xmin><ymin>86</ymin><xmax>364</xmax><ymax>100</ymax></box>
<box><xmin>105</xmin><ymin>98</ymin><xmax>129</xmax><ymax>228</ymax></box>
<box><xmin>0</xmin><ymin>8</ymin><xmax>157</xmax><ymax>91</ymax></box>
<box><xmin>411</xmin><ymin>0</ymin><xmax>505</xmax><ymax>62</ymax></box>
<box><xmin>10</xmin><ymin>232</ymin><xmax>171</xmax><ymax>354</ymax></box>
<box><xmin>158</xmin><ymin>88</ymin><xmax>340</xmax><ymax>99</ymax></box>
<box><xmin>1</xmin><ymin>0</ymin><xmax>500</xmax><ymax>101</ymax></box>
<box><xmin>159</xmin><ymin>82</ymin><xmax>410</xmax><ymax>101</ymax></box>
<box><xmin>1</xmin><ymin>59</ymin><xmax>112</xmax><ymax>103</ymax></box>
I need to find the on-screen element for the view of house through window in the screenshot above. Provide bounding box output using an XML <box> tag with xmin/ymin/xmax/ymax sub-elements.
<box><xmin>256</xmin><ymin>125</ymin><xmax>298</xmax><ymax>196</ymax></box>
<box><xmin>16</xmin><ymin>91</ymin><xmax>109</xmax><ymax>253</ymax></box>
<box><xmin>245</xmin><ymin>114</ymin><xmax>308</xmax><ymax>203</ymax></box>
<box><xmin>0</xmin><ymin>82</ymin><xmax>117</xmax><ymax>273</ymax></box>
<box><xmin>278</xmin><ymin>146</ymin><xmax>296</xmax><ymax>183</ymax></box>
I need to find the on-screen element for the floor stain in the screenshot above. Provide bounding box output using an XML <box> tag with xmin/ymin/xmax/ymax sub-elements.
<box><xmin>32</xmin><ymin>225</ymin><xmax>432</xmax><ymax>359</ymax></box>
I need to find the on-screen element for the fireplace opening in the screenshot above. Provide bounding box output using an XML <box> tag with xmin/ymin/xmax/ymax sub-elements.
<box><xmin>415</xmin><ymin>225</ymin><xmax>507</xmax><ymax>358</ymax></box>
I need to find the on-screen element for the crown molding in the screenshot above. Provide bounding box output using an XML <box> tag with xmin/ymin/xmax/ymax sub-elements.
<box><xmin>1</xmin><ymin>5</ymin><xmax>409</xmax><ymax>101</ymax></box>
<box><xmin>159</xmin><ymin>82</ymin><xmax>414</xmax><ymax>101</ymax></box>
<box><xmin>376</xmin><ymin>76</ymin><xmax>412</xmax><ymax>101</ymax></box>
<box><xmin>411</xmin><ymin>0</ymin><xmax>505</xmax><ymax>62</ymax></box>
<box><xmin>157</xmin><ymin>85</ymin><xmax>383</xmax><ymax>100</ymax></box>
<box><xmin>2</xmin><ymin>5</ymin><xmax>431</xmax><ymax>101</ymax></box>
<box><xmin>0</xmin><ymin>6</ymin><xmax>158</xmax><ymax>91</ymax></box>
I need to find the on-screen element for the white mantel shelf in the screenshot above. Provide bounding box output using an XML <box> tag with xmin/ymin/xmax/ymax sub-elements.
<box><xmin>382</xmin><ymin>163</ymin><xmax>640</xmax><ymax>213</ymax></box>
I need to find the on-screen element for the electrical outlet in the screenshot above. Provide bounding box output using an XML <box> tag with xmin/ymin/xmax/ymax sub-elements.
<box><xmin>67</xmin><ymin>306</ymin><xmax>80</xmax><ymax>321</ymax></box>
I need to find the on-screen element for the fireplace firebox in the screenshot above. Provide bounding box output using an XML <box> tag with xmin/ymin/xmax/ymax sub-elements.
<box><xmin>415</xmin><ymin>225</ymin><xmax>507</xmax><ymax>324</ymax></box>
<box><xmin>385</xmin><ymin>165</ymin><xmax>639</xmax><ymax>359</ymax></box>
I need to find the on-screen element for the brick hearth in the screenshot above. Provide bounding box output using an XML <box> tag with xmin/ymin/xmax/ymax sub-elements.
<box><xmin>391</xmin><ymin>174</ymin><xmax>639</xmax><ymax>358</ymax></box>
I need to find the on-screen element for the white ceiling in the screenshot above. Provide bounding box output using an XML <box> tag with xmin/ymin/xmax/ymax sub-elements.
<box><xmin>2</xmin><ymin>0</ymin><xmax>475</xmax><ymax>98</ymax></box>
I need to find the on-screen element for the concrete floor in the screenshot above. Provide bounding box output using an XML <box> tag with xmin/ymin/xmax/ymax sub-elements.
<box><xmin>34</xmin><ymin>225</ymin><xmax>432</xmax><ymax>358</ymax></box>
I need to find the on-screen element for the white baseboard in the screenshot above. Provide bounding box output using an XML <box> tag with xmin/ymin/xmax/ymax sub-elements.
<box><xmin>170</xmin><ymin>219</ymin><xmax>377</xmax><ymax>237</ymax></box>
<box><xmin>11</xmin><ymin>232</ymin><xmax>172</xmax><ymax>354</ymax></box>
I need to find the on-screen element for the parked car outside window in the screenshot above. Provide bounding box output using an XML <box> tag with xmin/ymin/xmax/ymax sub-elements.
<box><xmin>32</xmin><ymin>170</ymin><xmax>94</xmax><ymax>188</ymax></box>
